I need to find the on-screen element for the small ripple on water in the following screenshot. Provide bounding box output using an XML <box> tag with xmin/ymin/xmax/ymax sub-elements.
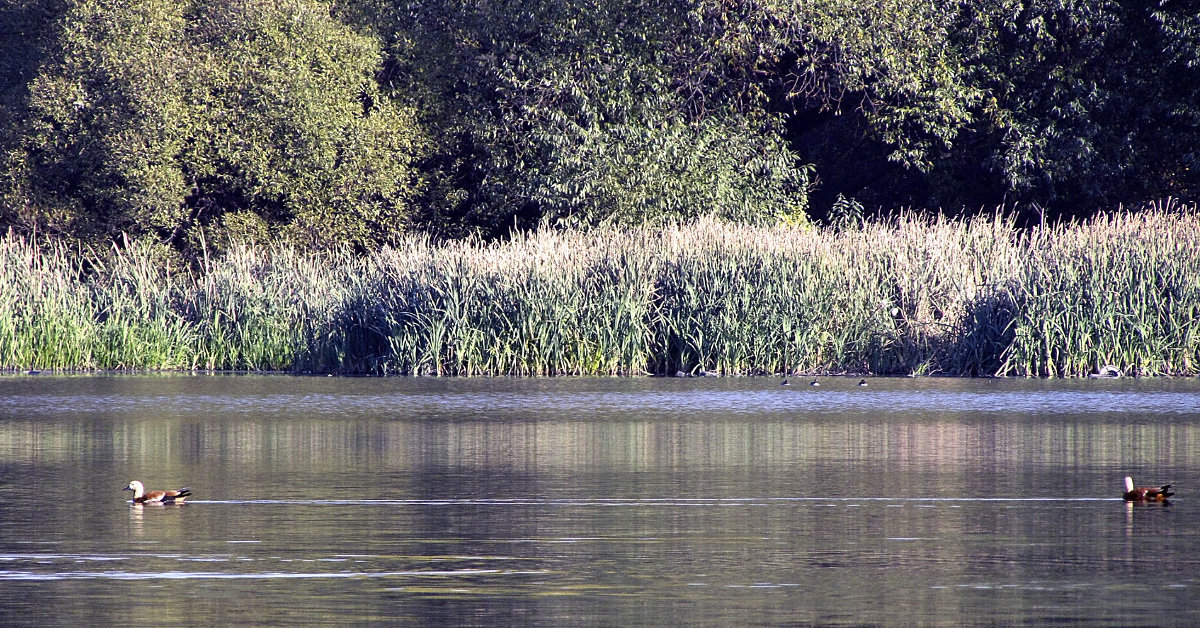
<box><xmin>0</xmin><ymin>568</ymin><xmax>515</xmax><ymax>581</ymax></box>
<box><xmin>0</xmin><ymin>551</ymin><xmax>547</xmax><ymax>582</ymax></box>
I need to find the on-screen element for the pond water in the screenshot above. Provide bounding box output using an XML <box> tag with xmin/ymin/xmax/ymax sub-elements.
<box><xmin>1</xmin><ymin>374</ymin><xmax>1198</xmax><ymax>626</ymax></box>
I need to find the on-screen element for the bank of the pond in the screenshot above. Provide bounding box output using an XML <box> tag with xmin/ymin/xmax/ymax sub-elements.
<box><xmin>5</xmin><ymin>206</ymin><xmax>1200</xmax><ymax>377</ymax></box>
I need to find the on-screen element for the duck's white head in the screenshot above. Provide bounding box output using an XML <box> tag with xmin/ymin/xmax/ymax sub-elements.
<box><xmin>124</xmin><ymin>480</ymin><xmax>145</xmax><ymax>498</ymax></box>
<box><xmin>1124</xmin><ymin>476</ymin><xmax>1134</xmax><ymax>493</ymax></box>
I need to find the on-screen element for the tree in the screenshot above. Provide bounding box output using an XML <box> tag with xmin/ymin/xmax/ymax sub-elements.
<box><xmin>4</xmin><ymin>0</ymin><xmax>1196</xmax><ymax>244</ymax></box>
<box><xmin>3</xmin><ymin>0</ymin><xmax>425</xmax><ymax>251</ymax></box>
<box><xmin>370</xmin><ymin>0</ymin><xmax>812</xmax><ymax>236</ymax></box>
<box><xmin>676</xmin><ymin>0</ymin><xmax>982</xmax><ymax>216</ymax></box>
<box><xmin>0</xmin><ymin>0</ymin><xmax>66</xmax><ymax>231</ymax></box>
<box><xmin>942</xmin><ymin>0</ymin><xmax>1200</xmax><ymax>214</ymax></box>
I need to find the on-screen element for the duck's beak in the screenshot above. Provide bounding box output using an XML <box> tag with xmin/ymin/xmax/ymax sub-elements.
<box><xmin>122</xmin><ymin>486</ymin><xmax>132</xmax><ymax>491</ymax></box>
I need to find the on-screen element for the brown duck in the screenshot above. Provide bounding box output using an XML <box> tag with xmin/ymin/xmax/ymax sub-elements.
<box><xmin>124</xmin><ymin>480</ymin><xmax>192</xmax><ymax>504</ymax></box>
<box><xmin>1123</xmin><ymin>476</ymin><xmax>1173</xmax><ymax>502</ymax></box>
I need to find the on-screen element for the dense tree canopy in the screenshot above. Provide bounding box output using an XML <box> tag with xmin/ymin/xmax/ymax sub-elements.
<box><xmin>2</xmin><ymin>0</ymin><xmax>424</xmax><ymax>251</ymax></box>
<box><xmin>1</xmin><ymin>0</ymin><xmax>1196</xmax><ymax>249</ymax></box>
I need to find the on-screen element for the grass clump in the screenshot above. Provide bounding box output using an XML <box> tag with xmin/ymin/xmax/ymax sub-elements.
<box><xmin>3</xmin><ymin>201</ymin><xmax>1199</xmax><ymax>377</ymax></box>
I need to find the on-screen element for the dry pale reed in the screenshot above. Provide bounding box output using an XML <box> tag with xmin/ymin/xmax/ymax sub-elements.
<box><xmin>3</xmin><ymin>201</ymin><xmax>1198</xmax><ymax>376</ymax></box>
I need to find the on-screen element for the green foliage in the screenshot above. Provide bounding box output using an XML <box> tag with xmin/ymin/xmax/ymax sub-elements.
<box><xmin>666</xmin><ymin>0</ymin><xmax>1198</xmax><ymax>215</ymax></box>
<box><xmin>4</xmin><ymin>0</ymin><xmax>424</xmax><ymax>250</ymax></box>
<box><xmin>11</xmin><ymin>0</ymin><xmax>192</xmax><ymax>240</ymax></box>
<box><xmin>375</xmin><ymin>0</ymin><xmax>813</xmax><ymax>235</ymax></box>
<box><xmin>828</xmin><ymin>194</ymin><xmax>865</xmax><ymax>231</ymax></box>
<box><xmin>2</xmin><ymin>0</ymin><xmax>1197</xmax><ymax>244</ymax></box>
<box><xmin>749</xmin><ymin>0</ymin><xmax>980</xmax><ymax>171</ymax></box>
<box><xmin>529</xmin><ymin>112</ymin><xmax>812</xmax><ymax>227</ymax></box>
<box><xmin>946</xmin><ymin>0</ymin><xmax>1200</xmax><ymax>210</ymax></box>
<box><xmin>184</xmin><ymin>0</ymin><xmax>425</xmax><ymax>249</ymax></box>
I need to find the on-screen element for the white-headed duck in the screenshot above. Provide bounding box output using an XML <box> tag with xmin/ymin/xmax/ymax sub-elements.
<box><xmin>124</xmin><ymin>480</ymin><xmax>192</xmax><ymax>504</ymax></box>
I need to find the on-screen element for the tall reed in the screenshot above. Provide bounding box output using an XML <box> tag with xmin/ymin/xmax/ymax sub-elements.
<box><xmin>0</xmin><ymin>234</ymin><xmax>98</xmax><ymax>370</ymax></box>
<box><xmin>3</xmin><ymin>202</ymin><xmax>1198</xmax><ymax>377</ymax></box>
<box><xmin>1000</xmin><ymin>208</ymin><xmax>1200</xmax><ymax>376</ymax></box>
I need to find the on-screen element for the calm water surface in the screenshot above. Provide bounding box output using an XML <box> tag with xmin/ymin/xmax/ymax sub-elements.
<box><xmin>1</xmin><ymin>375</ymin><xmax>1198</xmax><ymax>626</ymax></box>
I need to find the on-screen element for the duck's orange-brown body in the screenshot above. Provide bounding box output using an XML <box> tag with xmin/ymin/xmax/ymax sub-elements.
<box><xmin>1123</xmin><ymin>476</ymin><xmax>1173</xmax><ymax>502</ymax></box>
<box><xmin>125</xmin><ymin>480</ymin><xmax>191</xmax><ymax>504</ymax></box>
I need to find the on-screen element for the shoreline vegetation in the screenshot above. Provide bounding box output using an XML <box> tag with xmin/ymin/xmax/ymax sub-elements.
<box><xmin>5</xmin><ymin>202</ymin><xmax>1199</xmax><ymax>378</ymax></box>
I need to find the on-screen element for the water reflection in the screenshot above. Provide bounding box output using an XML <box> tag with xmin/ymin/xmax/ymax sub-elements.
<box><xmin>1</xmin><ymin>375</ymin><xmax>1198</xmax><ymax>626</ymax></box>
<box><xmin>3</xmin><ymin>409</ymin><xmax>1197</xmax><ymax>474</ymax></box>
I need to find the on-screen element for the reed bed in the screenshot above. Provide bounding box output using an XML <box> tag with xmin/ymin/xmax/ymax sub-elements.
<box><xmin>4</xmin><ymin>202</ymin><xmax>1199</xmax><ymax>377</ymax></box>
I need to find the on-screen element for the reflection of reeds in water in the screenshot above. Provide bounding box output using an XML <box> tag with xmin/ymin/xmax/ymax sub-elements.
<box><xmin>3</xmin><ymin>201</ymin><xmax>1199</xmax><ymax>376</ymax></box>
<box><xmin>2</xmin><ymin>409</ymin><xmax>1194</xmax><ymax>474</ymax></box>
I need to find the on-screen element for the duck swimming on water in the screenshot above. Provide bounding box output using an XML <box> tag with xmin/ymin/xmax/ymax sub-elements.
<box><xmin>1123</xmin><ymin>476</ymin><xmax>1173</xmax><ymax>502</ymax></box>
<box><xmin>124</xmin><ymin>480</ymin><xmax>192</xmax><ymax>504</ymax></box>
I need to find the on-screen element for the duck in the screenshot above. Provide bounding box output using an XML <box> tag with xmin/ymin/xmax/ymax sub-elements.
<box><xmin>858</xmin><ymin>379</ymin><xmax>868</xmax><ymax>387</ymax></box>
<box><xmin>124</xmin><ymin>480</ymin><xmax>192</xmax><ymax>504</ymax></box>
<box><xmin>781</xmin><ymin>378</ymin><xmax>791</xmax><ymax>386</ymax></box>
<box><xmin>1123</xmin><ymin>476</ymin><xmax>1173</xmax><ymax>502</ymax></box>
<box><xmin>810</xmin><ymin>378</ymin><xmax>820</xmax><ymax>387</ymax></box>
